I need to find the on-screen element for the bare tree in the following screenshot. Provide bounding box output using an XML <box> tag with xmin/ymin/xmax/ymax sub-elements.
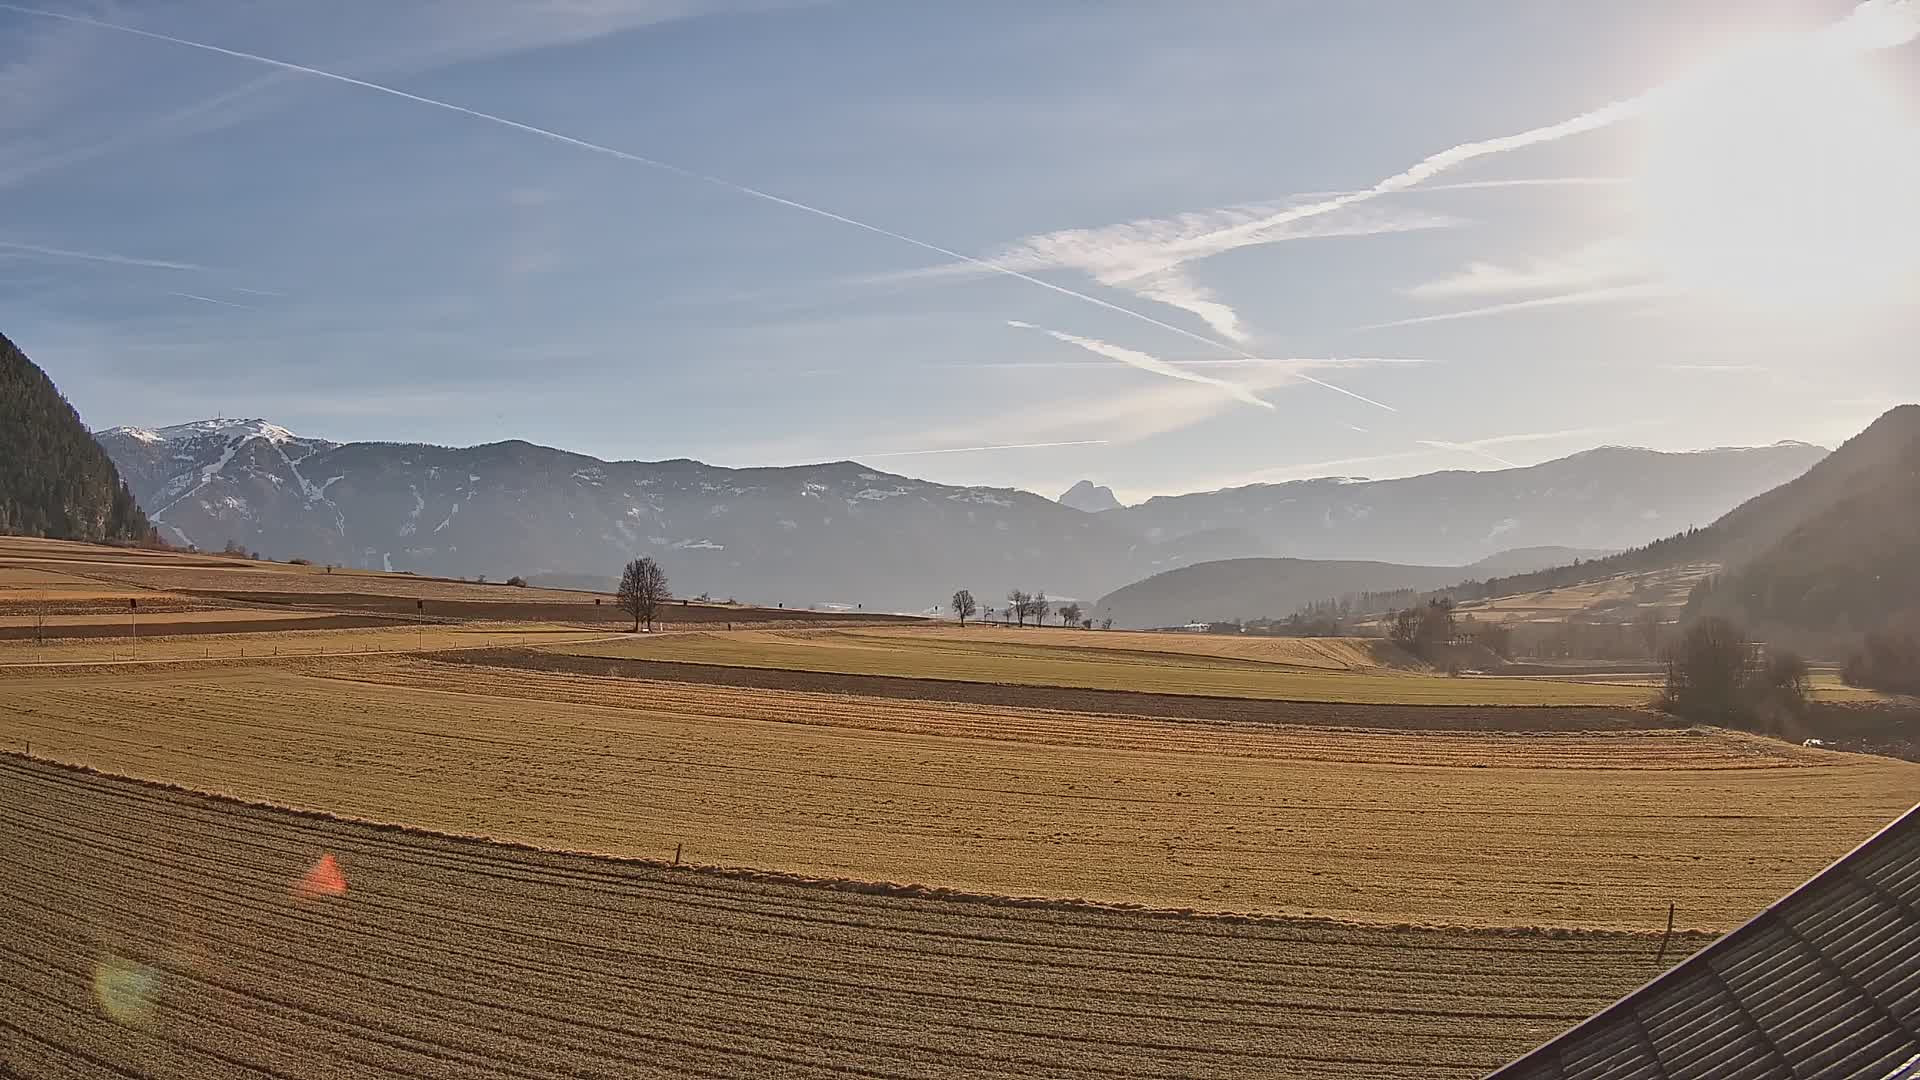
<box><xmin>30</xmin><ymin>590</ymin><xmax>50</xmax><ymax>646</ymax></box>
<box><xmin>1007</xmin><ymin>589</ymin><xmax>1029</xmax><ymax>628</ymax></box>
<box><xmin>617</xmin><ymin>557</ymin><xmax>671</xmax><ymax>632</ymax></box>
<box><xmin>1100</xmin><ymin>616</ymin><xmax>1113</xmax><ymax>630</ymax></box>
<box><xmin>1030</xmin><ymin>590</ymin><xmax>1050</xmax><ymax>626</ymax></box>
<box><xmin>1058</xmin><ymin>601</ymin><xmax>1083</xmax><ymax>628</ymax></box>
<box><xmin>950</xmin><ymin>589</ymin><xmax>977</xmax><ymax>626</ymax></box>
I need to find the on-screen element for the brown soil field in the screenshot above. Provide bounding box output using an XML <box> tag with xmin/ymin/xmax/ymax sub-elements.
<box><xmin>876</xmin><ymin>627</ymin><xmax>1421</xmax><ymax>670</ymax></box>
<box><xmin>467</xmin><ymin>648</ymin><xmax>1668</xmax><ymax>731</ymax></box>
<box><xmin>548</xmin><ymin>629</ymin><xmax>1652</xmax><ymax>706</ymax></box>
<box><xmin>0</xmin><ymin>624</ymin><xmax>620</xmax><ymax>666</ymax></box>
<box><xmin>3</xmin><ymin>658</ymin><xmax>1911</xmax><ymax>931</ymax></box>
<box><xmin>180</xmin><ymin>588</ymin><xmax>920</xmax><ymax>627</ymax></box>
<box><xmin>0</xmin><ymin>613</ymin><xmax>400</xmax><ymax>641</ymax></box>
<box><xmin>0</xmin><ymin>755</ymin><xmax>1700</xmax><ymax>1079</ymax></box>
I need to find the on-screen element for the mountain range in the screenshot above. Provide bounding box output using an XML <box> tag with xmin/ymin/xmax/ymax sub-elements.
<box><xmin>95</xmin><ymin>418</ymin><xmax>1826</xmax><ymax>612</ymax></box>
<box><xmin>1097</xmin><ymin>443</ymin><xmax>1828</xmax><ymax>566</ymax></box>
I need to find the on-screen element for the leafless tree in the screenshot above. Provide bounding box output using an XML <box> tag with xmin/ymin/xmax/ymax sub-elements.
<box><xmin>617</xmin><ymin>557</ymin><xmax>671</xmax><ymax>632</ymax></box>
<box><xmin>30</xmin><ymin>591</ymin><xmax>50</xmax><ymax>646</ymax></box>
<box><xmin>1007</xmin><ymin>589</ymin><xmax>1029</xmax><ymax>628</ymax></box>
<box><xmin>950</xmin><ymin>589</ymin><xmax>977</xmax><ymax>626</ymax></box>
<box><xmin>1030</xmin><ymin>590</ymin><xmax>1050</xmax><ymax>626</ymax></box>
<box><xmin>1057</xmin><ymin>601</ymin><xmax>1083</xmax><ymax>628</ymax></box>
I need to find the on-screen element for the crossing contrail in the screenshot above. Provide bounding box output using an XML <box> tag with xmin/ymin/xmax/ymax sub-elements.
<box><xmin>0</xmin><ymin>1</ymin><xmax>1395</xmax><ymax>414</ymax></box>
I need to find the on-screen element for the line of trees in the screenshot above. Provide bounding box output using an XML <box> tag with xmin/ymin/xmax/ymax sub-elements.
<box><xmin>948</xmin><ymin>588</ymin><xmax>1100</xmax><ymax>628</ymax></box>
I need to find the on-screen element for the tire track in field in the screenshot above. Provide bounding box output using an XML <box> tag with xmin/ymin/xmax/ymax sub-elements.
<box><xmin>1</xmin><ymin>756</ymin><xmax>1676</xmax><ymax>1079</ymax></box>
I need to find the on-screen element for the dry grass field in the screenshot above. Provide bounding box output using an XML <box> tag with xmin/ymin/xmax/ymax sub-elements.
<box><xmin>3</xmin><ymin>657</ymin><xmax>1910</xmax><ymax>931</ymax></box>
<box><xmin>553</xmin><ymin>627</ymin><xmax>1656</xmax><ymax>706</ymax></box>
<box><xmin>1445</xmin><ymin>564</ymin><xmax>1720</xmax><ymax>626</ymax></box>
<box><xmin>0</xmin><ymin>755</ymin><xmax>1702</xmax><ymax>1080</ymax></box>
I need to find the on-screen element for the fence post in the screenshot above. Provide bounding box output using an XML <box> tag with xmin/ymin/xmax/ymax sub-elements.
<box><xmin>1654</xmin><ymin>902</ymin><xmax>1676</xmax><ymax>967</ymax></box>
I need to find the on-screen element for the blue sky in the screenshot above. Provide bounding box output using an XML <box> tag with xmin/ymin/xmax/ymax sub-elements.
<box><xmin>4</xmin><ymin>0</ymin><xmax>1917</xmax><ymax>502</ymax></box>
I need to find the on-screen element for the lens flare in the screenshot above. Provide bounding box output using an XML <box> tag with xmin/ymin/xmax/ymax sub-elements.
<box><xmin>92</xmin><ymin>956</ymin><xmax>160</xmax><ymax>1027</ymax></box>
<box><xmin>293</xmin><ymin>853</ymin><xmax>348</xmax><ymax>899</ymax></box>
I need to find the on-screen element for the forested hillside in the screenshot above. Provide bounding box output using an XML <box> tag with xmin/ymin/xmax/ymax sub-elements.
<box><xmin>0</xmin><ymin>331</ymin><xmax>150</xmax><ymax>542</ymax></box>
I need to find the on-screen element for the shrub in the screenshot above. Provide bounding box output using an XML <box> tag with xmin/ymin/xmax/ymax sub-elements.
<box><xmin>506</xmin><ymin>575</ymin><xmax>528</xmax><ymax>588</ymax></box>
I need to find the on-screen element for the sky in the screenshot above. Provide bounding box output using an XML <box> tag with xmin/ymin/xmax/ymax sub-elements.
<box><xmin>4</xmin><ymin>0</ymin><xmax>1918</xmax><ymax>503</ymax></box>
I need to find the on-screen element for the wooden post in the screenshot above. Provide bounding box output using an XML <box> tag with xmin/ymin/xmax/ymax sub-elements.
<box><xmin>674</xmin><ymin>843</ymin><xmax>682</xmax><ymax>866</ymax></box>
<box><xmin>1653</xmin><ymin>902</ymin><xmax>1676</xmax><ymax>967</ymax></box>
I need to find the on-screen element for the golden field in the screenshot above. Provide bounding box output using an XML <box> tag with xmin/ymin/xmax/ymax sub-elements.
<box><xmin>3</xmin><ymin>656</ymin><xmax>1909</xmax><ymax>931</ymax></box>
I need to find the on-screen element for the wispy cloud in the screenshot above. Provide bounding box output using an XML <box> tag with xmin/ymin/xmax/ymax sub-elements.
<box><xmin>946</xmin><ymin>205</ymin><xmax>1462</xmax><ymax>343</ymax></box>
<box><xmin>0</xmin><ymin>239</ymin><xmax>204</xmax><ymax>271</ymax></box>
<box><xmin>1008</xmin><ymin>321</ymin><xmax>1273</xmax><ymax>409</ymax></box>
<box><xmin>1404</xmin><ymin>239</ymin><xmax>1647</xmax><ymax>299</ymax></box>
<box><xmin>0</xmin><ymin>72</ymin><xmax>290</xmax><ymax>190</ymax></box>
<box><xmin>860</xmin><ymin>439</ymin><xmax>1110</xmax><ymax>459</ymax></box>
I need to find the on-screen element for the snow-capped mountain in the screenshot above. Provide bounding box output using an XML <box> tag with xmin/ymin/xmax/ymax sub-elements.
<box><xmin>94</xmin><ymin>419</ymin><xmax>1830</xmax><ymax>611</ymax></box>
<box><xmin>94</xmin><ymin>420</ymin><xmax>1245</xmax><ymax>608</ymax></box>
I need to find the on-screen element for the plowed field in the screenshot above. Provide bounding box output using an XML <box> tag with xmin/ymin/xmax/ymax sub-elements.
<box><xmin>3</xmin><ymin>658</ymin><xmax>1911</xmax><ymax>930</ymax></box>
<box><xmin>554</xmin><ymin>629</ymin><xmax>1655</xmax><ymax>705</ymax></box>
<box><xmin>0</xmin><ymin>755</ymin><xmax>1701</xmax><ymax>1080</ymax></box>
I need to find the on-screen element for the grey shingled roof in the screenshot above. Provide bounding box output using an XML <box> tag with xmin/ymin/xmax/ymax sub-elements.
<box><xmin>1488</xmin><ymin>804</ymin><xmax>1920</xmax><ymax>1080</ymax></box>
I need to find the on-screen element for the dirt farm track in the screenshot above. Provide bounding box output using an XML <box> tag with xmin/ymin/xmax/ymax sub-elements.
<box><xmin>0</xmin><ymin>756</ymin><xmax>1701</xmax><ymax>1080</ymax></box>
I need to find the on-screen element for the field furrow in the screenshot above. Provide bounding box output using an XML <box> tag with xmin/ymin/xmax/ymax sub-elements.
<box><xmin>0</xmin><ymin>757</ymin><xmax>1692</xmax><ymax>1080</ymax></box>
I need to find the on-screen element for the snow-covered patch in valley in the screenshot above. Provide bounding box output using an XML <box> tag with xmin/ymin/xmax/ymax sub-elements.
<box><xmin>399</xmin><ymin>485</ymin><xmax>427</xmax><ymax>536</ymax></box>
<box><xmin>855</xmin><ymin>487</ymin><xmax>908</xmax><ymax>501</ymax></box>
<box><xmin>671</xmin><ymin>539</ymin><xmax>724</xmax><ymax>551</ymax></box>
<box><xmin>948</xmin><ymin>490</ymin><xmax>1013</xmax><ymax>507</ymax></box>
<box><xmin>109</xmin><ymin>426</ymin><xmax>165</xmax><ymax>443</ymax></box>
<box><xmin>432</xmin><ymin>502</ymin><xmax>460</xmax><ymax>533</ymax></box>
<box><xmin>776</xmin><ymin>519</ymin><xmax>798</xmax><ymax>530</ymax></box>
<box><xmin>574</xmin><ymin>468</ymin><xmax>605</xmax><ymax>485</ymax></box>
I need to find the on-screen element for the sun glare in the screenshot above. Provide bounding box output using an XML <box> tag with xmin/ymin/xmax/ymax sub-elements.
<box><xmin>1634</xmin><ymin>39</ymin><xmax>1920</xmax><ymax>308</ymax></box>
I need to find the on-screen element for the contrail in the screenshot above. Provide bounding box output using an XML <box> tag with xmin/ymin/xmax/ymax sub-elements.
<box><xmin>1009</xmin><ymin>321</ymin><xmax>1274</xmax><ymax>410</ymax></box>
<box><xmin>0</xmin><ymin>2</ymin><xmax>1394</xmax><ymax>413</ymax></box>
<box><xmin>0</xmin><ymin>239</ymin><xmax>203</xmax><ymax>271</ymax></box>
<box><xmin>1356</xmin><ymin>283</ymin><xmax>1664</xmax><ymax>330</ymax></box>
<box><xmin>170</xmin><ymin>291</ymin><xmax>254</xmax><ymax>309</ymax></box>
<box><xmin>862</xmin><ymin>439</ymin><xmax>1109</xmax><ymax>458</ymax></box>
<box><xmin>1009</xmin><ymin>320</ymin><xmax>1402</xmax><ymax>413</ymax></box>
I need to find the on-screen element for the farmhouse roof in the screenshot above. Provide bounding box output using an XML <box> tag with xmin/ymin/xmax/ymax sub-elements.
<box><xmin>1488</xmin><ymin>802</ymin><xmax>1920</xmax><ymax>1080</ymax></box>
